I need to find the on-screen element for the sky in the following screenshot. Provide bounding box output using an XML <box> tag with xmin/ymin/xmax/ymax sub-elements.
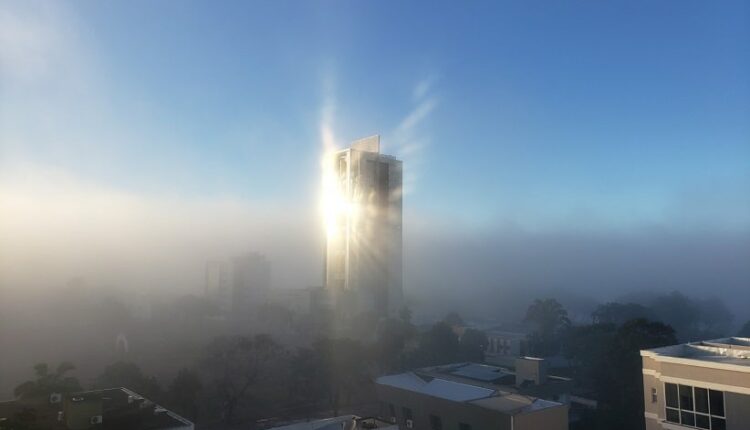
<box><xmin>1</xmin><ymin>1</ymin><xmax>749</xmax><ymax>307</ymax></box>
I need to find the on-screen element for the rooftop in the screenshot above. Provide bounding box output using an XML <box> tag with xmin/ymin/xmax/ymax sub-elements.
<box><xmin>0</xmin><ymin>387</ymin><xmax>192</xmax><ymax>430</ymax></box>
<box><xmin>642</xmin><ymin>337</ymin><xmax>750</xmax><ymax>370</ymax></box>
<box><xmin>267</xmin><ymin>415</ymin><xmax>397</xmax><ymax>430</ymax></box>
<box><xmin>375</xmin><ymin>363</ymin><xmax>567</xmax><ymax>416</ymax></box>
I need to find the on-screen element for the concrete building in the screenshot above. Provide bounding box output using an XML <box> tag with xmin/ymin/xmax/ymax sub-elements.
<box><xmin>232</xmin><ymin>252</ymin><xmax>271</xmax><ymax>313</ymax></box>
<box><xmin>485</xmin><ymin>329</ymin><xmax>530</xmax><ymax>367</ymax></box>
<box><xmin>642</xmin><ymin>337</ymin><xmax>750</xmax><ymax>430</ymax></box>
<box><xmin>375</xmin><ymin>361</ymin><xmax>572</xmax><ymax>430</ymax></box>
<box><xmin>205</xmin><ymin>260</ymin><xmax>232</xmax><ymax>314</ymax></box>
<box><xmin>267</xmin><ymin>415</ymin><xmax>398</xmax><ymax>430</ymax></box>
<box><xmin>323</xmin><ymin>135</ymin><xmax>403</xmax><ymax>317</ymax></box>
<box><xmin>205</xmin><ymin>252</ymin><xmax>271</xmax><ymax>315</ymax></box>
<box><xmin>0</xmin><ymin>387</ymin><xmax>192</xmax><ymax>430</ymax></box>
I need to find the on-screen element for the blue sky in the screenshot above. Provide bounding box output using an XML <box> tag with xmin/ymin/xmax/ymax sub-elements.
<box><xmin>1</xmin><ymin>0</ymin><xmax>748</xmax><ymax>231</ymax></box>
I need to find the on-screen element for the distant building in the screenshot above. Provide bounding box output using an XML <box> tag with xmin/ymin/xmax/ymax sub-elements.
<box><xmin>323</xmin><ymin>135</ymin><xmax>403</xmax><ymax>318</ymax></box>
<box><xmin>267</xmin><ymin>415</ymin><xmax>398</xmax><ymax>430</ymax></box>
<box><xmin>0</xmin><ymin>387</ymin><xmax>192</xmax><ymax>430</ymax></box>
<box><xmin>231</xmin><ymin>252</ymin><xmax>271</xmax><ymax>313</ymax></box>
<box><xmin>641</xmin><ymin>337</ymin><xmax>750</xmax><ymax>429</ymax></box>
<box><xmin>205</xmin><ymin>252</ymin><xmax>271</xmax><ymax>315</ymax></box>
<box><xmin>375</xmin><ymin>360</ymin><xmax>586</xmax><ymax>430</ymax></box>
<box><xmin>205</xmin><ymin>260</ymin><xmax>232</xmax><ymax>314</ymax></box>
<box><xmin>485</xmin><ymin>329</ymin><xmax>530</xmax><ymax>367</ymax></box>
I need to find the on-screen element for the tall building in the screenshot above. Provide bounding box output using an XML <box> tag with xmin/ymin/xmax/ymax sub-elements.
<box><xmin>232</xmin><ymin>252</ymin><xmax>271</xmax><ymax>313</ymax></box>
<box><xmin>641</xmin><ymin>337</ymin><xmax>750</xmax><ymax>429</ymax></box>
<box><xmin>323</xmin><ymin>135</ymin><xmax>403</xmax><ymax>317</ymax></box>
<box><xmin>205</xmin><ymin>260</ymin><xmax>231</xmax><ymax>314</ymax></box>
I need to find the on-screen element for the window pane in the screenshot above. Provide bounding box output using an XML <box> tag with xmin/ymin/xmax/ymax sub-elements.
<box><xmin>680</xmin><ymin>412</ymin><xmax>695</xmax><ymax>426</ymax></box>
<box><xmin>666</xmin><ymin>408</ymin><xmax>680</xmax><ymax>423</ymax></box>
<box><xmin>711</xmin><ymin>417</ymin><xmax>726</xmax><ymax>430</ymax></box>
<box><xmin>694</xmin><ymin>387</ymin><xmax>709</xmax><ymax>413</ymax></box>
<box><xmin>665</xmin><ymin>383</ymin><xmax>679</xmax><ymax>408</ymax></box>
<box><xmin>709</xmin><ymin>390</ymin><xmax>724</xmax><ymax>417</ymax></box>
<box><xmin>695</xmin><ymin>414</ymin><xmax>710</xmax><ymax>429</ymax></box>
<box><xmin>679</xmin><ymin>385</ymin><xmax>694</xmax><ymax>410</ymax></box>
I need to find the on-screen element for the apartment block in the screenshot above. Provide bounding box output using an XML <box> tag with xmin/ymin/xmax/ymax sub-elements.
<box><xmin>642</xmin><ymin>337</ymin><xmax>750</xmax><ymax>430</ymax></box>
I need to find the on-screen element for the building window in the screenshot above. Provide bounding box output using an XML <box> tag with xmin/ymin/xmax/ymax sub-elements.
<box><xmin>429</xmin><ymin>414</ymin><xmax>442</xmax><ymax>430</ymax></box>
<box><xmin>459</xmin><ymin>423</ymin><xmax>472</xmax><ymax>430</ymax></box>
<box><xmin>664</xmin><ymin>383</ymin><xmax>725</xmax><ymax>429</ymax></box>
<box><xmin>651</xmin><ymin>387</ymin><xmax>658</xmax><ymax>403</ymax></box>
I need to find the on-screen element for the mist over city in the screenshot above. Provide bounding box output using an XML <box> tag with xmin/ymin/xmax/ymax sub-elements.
<box><xmin>1</xmin><ymin>1</ymin><xmax>748</xmax><ymax>430</ymax></box>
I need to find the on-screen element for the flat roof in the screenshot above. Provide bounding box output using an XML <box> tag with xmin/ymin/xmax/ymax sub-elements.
<box><xmin>642</xmin><ymin>337</ymin><xmax>750</xmax><ymax>370</ymax></box>
<box><xmin>376</xmin><ymin>373</ymin><xmax>496</xmax><ymax>402</ymax></box>
<box><xmin>469</xmin><ymin>394</ymin><xmax>561</xmax><ymax>414</ymax></box>
<box><xmin>268</xmin><ymin>415</ymin><xmax>397</xmax><ymax>430</ymax></box>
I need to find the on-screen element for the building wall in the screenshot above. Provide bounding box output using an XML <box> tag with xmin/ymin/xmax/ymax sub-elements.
<box><xmin>642</xmin><ymin>355</ymin><xmax>750</xmax><ymax>429</ymax></box>
<box><xmin>513</xmin><ymin>406</ymin><xmax>569</xmax><ymax>430</ymax></box>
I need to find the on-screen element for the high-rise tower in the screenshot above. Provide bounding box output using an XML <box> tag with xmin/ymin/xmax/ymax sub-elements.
<box><xmin>323</xmin><ymin>135</ymin><xmax>403</xmax><ymax>317</ymax></box>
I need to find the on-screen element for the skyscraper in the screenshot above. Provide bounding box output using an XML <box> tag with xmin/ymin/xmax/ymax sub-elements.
<box><xmin>323</xmin><ymin>135</ymin><xmax>403</xmax><ymax>317</ymax></box>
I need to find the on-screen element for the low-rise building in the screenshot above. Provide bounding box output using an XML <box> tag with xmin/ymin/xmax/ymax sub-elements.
<box><xmin>0</xmin><ymin>387</ymin><xmax>192</xmax><ymax>430</ymax></box>
<box><xmin>267</xmin><ymin>415</ymin><xmax>397</xmax><ymax>430</ymax></box>
<box><xmin>375</xmin><ymin>360</ymin><xmax>574</xmax><ymax>430</ymax></box>
<box><xmin>642</xmin><ymin>337</ymin><xmax>750</xmax><ymax>430</ymax></box>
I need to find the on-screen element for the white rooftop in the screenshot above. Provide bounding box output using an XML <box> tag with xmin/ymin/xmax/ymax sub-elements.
<box><xmin>376</xmin><ymin>373</ymin><xmax>495</xmax><ymax>402</ymax></box>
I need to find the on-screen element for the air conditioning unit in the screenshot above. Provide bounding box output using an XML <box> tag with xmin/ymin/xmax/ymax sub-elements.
<box><xmin>406</xmin><ymin>419</ymin><xmax>413</xmax><ymax>429</ymax></box>
<box><xmin>49</xmin><ymin>393</ymin><xmax>62</xmax><ymax>404</ymax></box>
<box><xmin>90</xmin><ymin>415</ymin><xmax>103</xmax><ymax>425</ymax></box>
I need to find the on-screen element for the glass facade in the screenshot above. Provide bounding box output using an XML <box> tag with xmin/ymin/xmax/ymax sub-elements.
<box><xmin>665</xmin><ymin>383</ymin><xmax>725</xmax><ymax>429</ymax></box>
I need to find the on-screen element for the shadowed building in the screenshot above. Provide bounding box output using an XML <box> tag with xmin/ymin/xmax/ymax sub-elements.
<box><xmin>323</xmin><ymin>135</ymin><xmax>403</xmax><ymax>318</ymax></box>
<box><xmin>641</xmin><ymin>337</ymin><xmax>750</xmax><ymax>429</ymax></box>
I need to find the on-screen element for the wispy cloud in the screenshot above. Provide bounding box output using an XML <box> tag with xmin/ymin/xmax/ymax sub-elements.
<box><xmin>389</xmin><ymin>75</ymin><xmax>440</xmax><ymax>195</ymax></box>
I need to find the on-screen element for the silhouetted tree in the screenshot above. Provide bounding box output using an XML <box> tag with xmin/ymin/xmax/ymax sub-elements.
<box><xmin>443</xmin><ymin>312</ymin><xmax>464</xmax><ymax>327</ymax></box>
<box><xmin>408</xmin><ymin>321</ymin><xmax>460</xmax><ymax>367</ymax></box>
<box><xmin>202</xmin><ymin>334</ymin><xmax>286</xmax><ymax>425</ymax></box>
<box><xmin>14</xmin><ymin>362</ymin><xmax>82</xmax><ymax>399</ymax></box>
<box><xmin>591</xmin><ymin>302</ymin><xmax>653</xmax><ymax>326</ymax></box>
<box><xmin>524</xmin><ymin>298</ymin><xmax>570</xmax><ymax>356</ymax></box>
<box><xmin>375</xmin><ymin>318</ymin><xmax>416</xmax><ymax>372</ymax></box>
<box><xmin>311</xmin><ymin>337</ymin><xmax>372</xmax><ymax>416</ymax></box>
<box><xmin>738</xmin><ymin>320</ymin><xmax>750</xmax><ymax>337</ymax></box>
<box><xmin>167</xmin><ymin>368</ymin><xmax>202</xmax><ymax>421</ymax></box>
<box><xmin>459</xmin><ymin>328</ymin><xmax>488</xmax><ymax>362</ymax></box>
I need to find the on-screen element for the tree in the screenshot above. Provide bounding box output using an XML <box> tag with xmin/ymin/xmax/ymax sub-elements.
<box><xmin>201</xmin><ymin>334</ymin><xmax>287</xmax><ymax>425</ymax></box>
<box><xmin>565</xmin><ymin>319</ymin><xmax>676</xmax><ymax>430</ymax></box>
<box><xmin>459</xmin><ymin>329</ymin><xmax>488</xmax><ymax>362</ymax></box>
<box><xmin>374</xmin><ymin>318</ymin><xmax>416</xmax><ymax>373</ymax></box>
<box><xmin>443</xmin><ymin>312</ymin><xmax>464</xmax><ymax>327</ymax></box>
<box><xmin>605</xmin><ymin>319</ymin><xmax>677</xmax><ymax>430</ymax></box>
<box><xmin>14</xmin><ymin>362</ymin><xmax>82</xmax><ymax>399</ymax></box>
<box><xmin>591</xmin><ymin>302</ymin><xmax>653</xmax><ymax>326</ymax></box>
<box><xmin>167</xmin><ymin>369</ymin><xmax>202</xmax><ymax>421</ymax></box>
<box><xmin>310</xmin><ymin>337</ymin><xmax>372</xmax><ymax>416</ymax></box>
<box><xmin>93</xmin><ymin>362</ymin><xmax>162</xmax><ymax>399</ymax></box>
<box><xmin>407</xmin><ymin>321</ymin><xmax>460</xmax><ymax>367</ymax></box>
<box><xmin>524</xmin><ymin>298</ymin><xmax>570</xmax><ymax>356</ymax></box>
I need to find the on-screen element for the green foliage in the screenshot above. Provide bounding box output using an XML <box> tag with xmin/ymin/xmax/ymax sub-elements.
<box><xmin>564</xmin><ymin>318</ymin><xmax>676</xmax><ymax>430</ymax></box>
<box><xmin>13</xmin><ymin>362</ymin><xmax>82</xmax><ymax>399</ymax></box>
